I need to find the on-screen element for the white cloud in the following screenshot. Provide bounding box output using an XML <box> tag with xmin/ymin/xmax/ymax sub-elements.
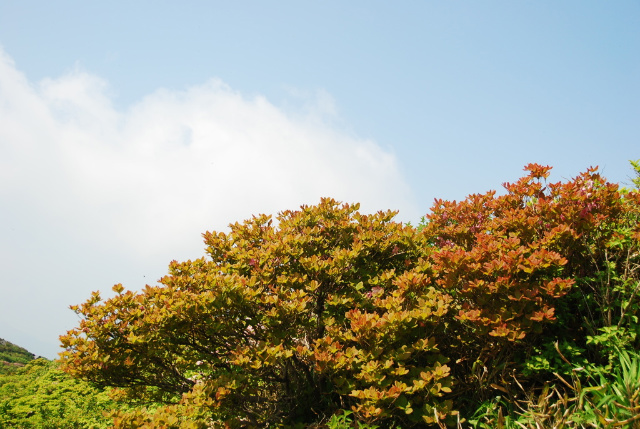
<box><xmin>0</xmin><ymin>47</ymin><xmax>418</xmax><ymax>357</ymax></box>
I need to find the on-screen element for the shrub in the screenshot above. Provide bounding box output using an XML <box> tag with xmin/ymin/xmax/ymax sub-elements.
<box><xmin>60</xmin><ymin>164</ymin><xmax>640</xmax><ymax>427</ymax></box>
<box><xmin>60</xmin><ymin>199</ymin><xmax>455</xmax><ymax>427</ymax></box>
<box><xmin>420</xmin><ymin>164</ymin><xmax>639</xmax><ymax>410</ymax></box>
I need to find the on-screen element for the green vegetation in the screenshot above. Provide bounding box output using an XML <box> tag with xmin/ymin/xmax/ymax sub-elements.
<box><xmin>0</xmin><ymin>338</ymin><xmax>35</xmax><ymax>375</ymax></box>
<box><xmin>4</xmin><ymin>160</ymin><xmax>640</xmax><ymax>428</ymax></box>
<box><xmin>0</xmin><ymin>358</ymin><xmax>120</xmax><ymax>428</ymax></box>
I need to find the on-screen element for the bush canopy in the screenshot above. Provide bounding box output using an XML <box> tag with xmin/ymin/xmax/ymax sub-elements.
<box><xmin>60</xmin><ymin>164</ymin><xmax>640</xmax><ymax>428</ymax></box>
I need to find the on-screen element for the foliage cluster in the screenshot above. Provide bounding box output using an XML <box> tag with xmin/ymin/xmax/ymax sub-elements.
<box><xmin>0</xmin><ymin>358</ymin><xmax>120</xmax><ymax>428</ymax></box>
<box><xmin>468</xmin><ymin>348</ymin><xmax>640</xmax><ymax>428</ymax></box>
<box><xmin>61</xmin><ymin>200</ymin><xmax>454</xmax><ymax>427</ymax></box>
<box><xmin>59</xmin><ymin>163</ymin><xmax>640</xmax><ymax>428</ymax></box>
<box><xmin>421</xmin><ymin>164</ymin><xmax>640</xmax><ymax>397</ymax></box>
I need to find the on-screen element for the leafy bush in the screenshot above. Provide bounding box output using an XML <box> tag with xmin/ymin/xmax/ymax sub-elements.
<box><xmin>61</xmin><ymin>199</ymin><xmax>455</xmax><ymax>427</ymax></box>
<box><xmin>59</xmin><ymin>163</ymin><xmax>640</xmax><ymax>427</ymax></box>
<box><xmin>419</xmin><ymin>164</ymin><xmax>640</xmax><ymax>411</ymax></box>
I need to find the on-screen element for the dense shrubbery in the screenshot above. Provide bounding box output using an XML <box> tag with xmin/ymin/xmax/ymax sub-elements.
<box><xmin>58</xmin><ymin>163</ymin><xmax>640</xmax><ymax>428</ymax></box>
<box><xmin>0</xmin><ymin>358</ymin><xmax>119</xmax><ymax>428</ymax></box>
<box><xmin>60</xmin><ymin>199</ymin><xmax>455</xmax><ymax>427</ymax></box>
<box><xmin>421</xmin><ymin>164</ymin><xmax>640</xmax><ymax>427</ymax></box>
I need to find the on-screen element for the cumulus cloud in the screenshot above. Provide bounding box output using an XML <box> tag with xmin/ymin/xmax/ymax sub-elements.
<box><xmin>0</xmin><ymin>47</ymin><xmax>418</xmax><ymax>357</ymax></box>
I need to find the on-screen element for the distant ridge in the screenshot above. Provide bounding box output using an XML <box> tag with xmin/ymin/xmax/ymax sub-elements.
<box><xmin>0</xmin><ymin>337</ymin><xmax>37</xmax><ymax>374</ymax></box>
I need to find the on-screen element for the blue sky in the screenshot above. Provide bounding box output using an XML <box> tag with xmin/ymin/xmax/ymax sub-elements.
<box><xmin>1</xmin><ymin>1</ymin><xmax>638</xmax><ymax>358</ymax></box>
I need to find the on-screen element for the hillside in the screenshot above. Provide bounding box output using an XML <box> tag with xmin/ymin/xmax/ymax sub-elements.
<box><xmin>0</xmin><ymin>337</ymin><xmax>36</xmax><ymax>375</ymax></box>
